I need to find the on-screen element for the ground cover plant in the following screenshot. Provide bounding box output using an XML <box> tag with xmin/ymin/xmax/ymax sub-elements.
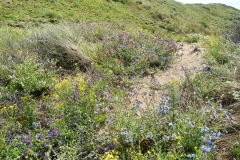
<box><xmin>0</xmin><ymin>0</ymin><xmax>240</xmax><ymax>159</ymax></box>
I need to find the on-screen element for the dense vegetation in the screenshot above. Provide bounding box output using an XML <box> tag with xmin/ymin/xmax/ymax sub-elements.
<box><xmin>0</xmin><ymin>0</ymin><xmax>240</xmax><ymax>159</ymax></box>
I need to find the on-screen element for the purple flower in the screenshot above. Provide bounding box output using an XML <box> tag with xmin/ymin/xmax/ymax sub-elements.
<box><xmin>50</xmin><ymin>127</ymin><xmax>55</xmax><ymax>132</ymax></box>
<box><xmin>23</xmin><ymin>148</ymin><xmax>29</xmax><ymax>155</ymax></box>
<box><xmin>36</xmin><ymin>152</ymin><xmax>41</xmax><ymax>158</ymax></box>
<box><xmin>81</xmin><ymin>130</ymin><xmax>85</xmax><ymax>134</ymax></box>
<box><xmin>22</xmin><ymin>139</ymin><xmax>30</xmax><ymax>146</ymax></box>
<box><xmin>52</xmin><ymin>131</ymin><xmax>57</xmax><ymax>137</ymax></box>
<box><xmin>38</xmin><ymin>135</ymin><xmax>44</xmax><ymax>140</ymax></box>
<box><xmin>42</xmin><ymin>142</ymin><xmax>47</xmax><ymax>147</ymax></box>
<box><xmin>98</xmin><ymin>147</ymin><xmax>104</xmax><ymax>154</ymax></box>
<box><xmin>48</xmin><ymin>134</ymin><xmax>53</xmax><ymax>140</ymax></box>
<box><xmin>25</xmin><ymin>129</ymin><xmax>30</xmax><ymax>135</ymax></box>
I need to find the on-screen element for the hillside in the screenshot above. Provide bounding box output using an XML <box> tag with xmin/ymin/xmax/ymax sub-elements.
<box><xmin>0</xmin><ymin>0</ymin><xmax>240</xmax><ymax>159</ymax></box>
<box><xmin>1</xmin><ymin>0</ymin><xmax>240</xmax><ymax>35</ymax></box>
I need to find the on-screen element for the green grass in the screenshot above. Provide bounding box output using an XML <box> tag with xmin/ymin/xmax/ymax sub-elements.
<box><xmin>1</xmin><ymin>0</ymin><xmax>239</xmax><ymax>35</ymax></box>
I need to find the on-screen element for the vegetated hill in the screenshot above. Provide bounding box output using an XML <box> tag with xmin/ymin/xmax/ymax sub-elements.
<box><xmin>0</xmin><ymin>0</ymin><xmax>240</xmax><ymax>35</ymax></box>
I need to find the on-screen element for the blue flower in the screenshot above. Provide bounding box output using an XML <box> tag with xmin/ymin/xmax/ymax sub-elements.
<box><xmin>187</xmin><ymin>154</ymin><xmax>196</xmax><ymax>158</ymax></box>
<box><xmin>201</xmin><ymin>145</ymin><xmax>211</xmax><ymax>152</ymax></box>
<box><xmin>147</xmin><ymin>132</ymin><xmax>153</xmax><ymax>139</ymax></box>
<box><xmin>200</xmin><ymin>126</ymin><xmax>209</xmax><ymax>133</ymax></box>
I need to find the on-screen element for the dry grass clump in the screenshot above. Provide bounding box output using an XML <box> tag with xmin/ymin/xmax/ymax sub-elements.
<box><xmin>25</xmin><ymin>23</ymin><xmax>93</xmax><ymax>70</ymax></box>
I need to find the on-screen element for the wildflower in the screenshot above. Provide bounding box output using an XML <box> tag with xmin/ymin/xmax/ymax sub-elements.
<box><xmin>187</xmin><ymin>154</ymin><xmax>196</xmax><ymax>158</ymax></box>
<box><xmin>139</xmin><ymin>126</ymin><xmax>144</xmax><ymax>132</ymax></box>
<box><xmin>55</xmin><ymin>102</ymin><xmax>64</xmax><ymax>109</ymax></box>
<box><xmin>9</xmin><ymin>104</ymin><xmax>16</xmax><ymax>109</ymax></box>
<box><xmin>136</xmin><ymin>110</ymin><xmax>141</xmax><ymax>116</ymax></box>
<box><xmin>135</xmin><ymin>152</ymin><xmax>143</xmax><ymax>157</ymax></box>
<box><xmin>106</xmin><ymin>119</ymin><xmax>111</xmax><ymax>125</ymax></box>
<box><xmin>50</xmin><ymin>127</ymin><xmax>55</xmax><ymax>132</ymax></box>
<box><xmin>121</xmin><ymin>131</ymin><xmax>129</xmax><ymax>135</ymax></box>
<box><xmin>36</xmin><ymin>152</ymin><xmax>41</xmax><ymax>158</ymax></box>
<box><xmin>162</xmin><ymin>135</ymin><xmax>170</xmax><ymax>141</ymax></box>
<box><xmin>22</xmin><ymin>139</ymin><xmax>30</xmax><ymax>146</ymax></box>
<box><xmin>201</xmin><ymin>145</ymin><xmax>211</xmax><ymax>152</ymax></box>
<box><xmin>147</xmin><ymin>132</ymin><xmax>153</xmax><ymax>139</ymax></box>
<box><xmin>25</xmin><ymin>129</ymin><xmax>30</xmax><ymax>135</ymax></box>
<box><xmin>200</xmin><ymin>125</ymin><xmax>209</xmax><ymax>133</ymax></box>
<box><xmin>98</xmin><ymin>147</ymin><xmax>104</xmax><ymax>154</ymax></box>
<box><xmin>38</xmin><ymin>135</ymin><xmax>44</xmax><ymax>140</ymax></box>
<box><xmin>81</xmin><ymin>130</ymin><xmax>85</xmax><ymax>134</ymax></box>
<box><xmin>42</xmin><ymin>142</ymin><xmax>47</xmax><ymax>147</ymax></box>
<box><xmin>33</xmin><ymin>121</ymin><xmax>41</xmax><ymax>128</ymax></box>
<box><xmin>176</xmin><ymin>135</ymin><xmax>183</xmax><ymax>141</ymax></box>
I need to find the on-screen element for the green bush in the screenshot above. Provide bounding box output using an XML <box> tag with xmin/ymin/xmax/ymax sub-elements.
<box><xmin>8</xmin><ymin>55</ymin><xmax>55</xmax><ymax>95</ymax></box>
<box><xmin>184</xmin><ymin>33</ymin><xmax>201</xmax><ymax>43</ymax></box>
<box><xmin>166</xmin><ymin>26</ymin><xmax>175</xmax><ymax>32</ymax></box>
<box><xmin>97</xmin><ymin>30</ymin><xmax>177</xmax><ymax>80</ymax></box>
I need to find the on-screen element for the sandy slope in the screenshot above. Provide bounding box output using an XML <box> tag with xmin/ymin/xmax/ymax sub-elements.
<box><xmin>124</xmin><ymin>42</ymin><xmax>206</xmax><ymax>111</ymax></box>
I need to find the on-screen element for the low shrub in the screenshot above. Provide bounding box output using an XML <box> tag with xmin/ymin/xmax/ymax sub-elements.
<box><xmin>8</xmin><ymin>55</ymin><xmax>55</xmax><ymax>96</ymax></box>
<box><xmin>184</xmin><ymin>33</ymin><xmax>201</xmax><ymax>43</ymax></box>
<box><xmin>96</xmin><ymin>29</ymin><xmax>177</xmax><ymax>80</ymax></box>
<box><xmin>166</xmin><ymin>26</ymin><xmax>175</xmax><ymax>32</ymax></box>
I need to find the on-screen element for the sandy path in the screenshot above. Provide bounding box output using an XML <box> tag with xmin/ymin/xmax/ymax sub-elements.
<box><xmin>124</xmin><ymin>42</ymin><xmax>206</xmax><ymax>111</ymax></box>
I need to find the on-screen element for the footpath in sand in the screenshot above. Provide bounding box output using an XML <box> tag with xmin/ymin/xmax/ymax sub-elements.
<box><xmin>126</xmin><ymin>42</ymin><xmax>206</xmax><ymax>110</ymax></box>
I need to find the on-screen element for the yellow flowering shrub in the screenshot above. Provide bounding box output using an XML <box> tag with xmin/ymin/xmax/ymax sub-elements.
<box><xmin>101</xmin><ymin>150</ymin><xmax>119</xmax><ymax>160</ymax></box>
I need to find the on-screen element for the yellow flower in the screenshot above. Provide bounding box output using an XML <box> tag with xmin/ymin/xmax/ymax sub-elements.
<box><xmin>55</xmin><ymin>77</ymin><xmax>70</xmax><ymax>90</ymax></box>
<box><xmin>55</xmin><ymin>102</ymin><xmax>64</xmax><ymax>109</ymax></box>
<box><xmin>197</xmin><ymin>122</ymin><xmax>203</xmax><ymax>126</ymax></box>
<box><xmin>0</xmin><ymin>106</ymin><xmax>7</xmax><ymax>113</ymax></box>
<box><xmin>21</xmin><ymin>96</ymin><xmax>27</xmax><ymax>100</ymax></box>
<box><xmin>176</xmin><ymin>136</ymin><xmax>183</xmax><ymax>141</ymax></box>
<box><xmin>169</xmin><ymin>79</ymin><xmax>178</xmax><ymax>85</ymax></box>
<box><xmin>53</xmin><ymin>93</ymin><xmax>59</xmax><ymax>99</ymax></box>
<box><xmin>136</xmin><ymin>152</ymin><xmax>143</xmax><ymax>157</ymax></box>
<box><xmin>56</xmin><ymin>118</ymin><xmax>62</xmax><ymax>122</ymax></box>
<box><xmin>78</xmin><ymin>76</ymin><xmax>87</xmax><ymax>92</ymax></box>
<box><xmin>51</xmin><ymin>77</ymin><xmax>57</xmax><ymax>82</ymax></box>
<box><xmin>101</xmin><ymin>151</ymin><xmax>119</xmax><ymax>160</ymax></box>
<box><xmin>9</xmin><ymin>104</ymin><xmax>17</xmax><ymax>110</ymax></box>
